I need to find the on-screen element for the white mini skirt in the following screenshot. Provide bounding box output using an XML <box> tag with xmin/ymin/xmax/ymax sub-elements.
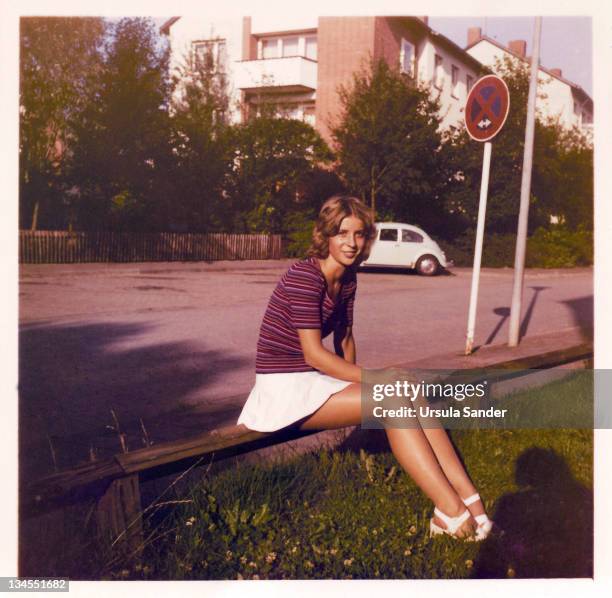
<box><xmin>237</xmin><ymin>371</ymin><xmax>353</xmax><ymax>432</ymax></box>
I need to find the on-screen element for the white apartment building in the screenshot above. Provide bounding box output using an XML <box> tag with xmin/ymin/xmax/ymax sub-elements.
<box><xmin>465</xmin><ymin>28</ymin><xmax>593</xmax><ymax>132</ymax></box>
<box><xmin>161</xmin><ymin>16</ymin><xmax>483</xmax><ymax>143</ymax></box>
<box><xmin>161</xmin><ymin>17</ymin><xmax>593</xmax><ymax>142</ymax></box>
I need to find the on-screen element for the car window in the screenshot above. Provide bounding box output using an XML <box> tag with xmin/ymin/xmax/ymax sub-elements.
<box><xmin>379</xmin><ymin>229</ymin><xmax>398</xmax><ymax>242</ymax></box>
<box><xmin>402</xmin><ymin>229</ymin><xmax>424</xmax><ymax>243</ymax></box>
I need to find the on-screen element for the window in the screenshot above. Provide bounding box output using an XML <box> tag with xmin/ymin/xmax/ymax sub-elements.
<box><xmin>282</xmin><ymin>37</ymin><xmax>299</xmax><ymax>57</ymax></box>
<box><xmin>451</xmin><ymin>65</ymin><xmax>460</xmax><ymax>98</ymax></box>
<box><xmin>402</xmin><ymin>229</ymin><xmax>423</xmax><ymax>243</ymax></box>
<box><xmin>193</xmin><ymin>39</ymin><xmax>227</xmax><ymax>72</ymax></box>
<box><xmin>379</xmin><ymin>229</ymin><xmax>398</xmax><ymax>242</ymax></box>
<box><xmin>262</xmin><ymin>38</ymin><xmax>278</xmax><ymax>59</ymax></box>
<box><xmin>466</xmin><ymin>74</ymin><xmax>474</xmax><ymax>93</ymax></box>
<box><xmin>259</xmin><ymin>34</ymin><xmax>317</xmax><ymax>61</ymax></box>
<box><xmin>303</xmin><ymin>105</ymin><xmax>315</xmax><ymax>125</ymax></box>
<box><xmin>434</xmin><ymin>54</ymin><xmax>443</xmax><ymax>89</ymax></box>
<box><xmin>305</xmin><ymin>36</ymin><xmax>317</xmax><ymax>60</ymax></box>
<box><xmin>400</xmin><ymin>38</ymin><xmax>415</xmax><ymax>77</ymax></box>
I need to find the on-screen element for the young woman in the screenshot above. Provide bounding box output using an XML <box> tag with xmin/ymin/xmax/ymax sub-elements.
<box><xmin>237</xmin><ymin>195</ymin><xmax>493</xmax><ymax>540</ymax></box>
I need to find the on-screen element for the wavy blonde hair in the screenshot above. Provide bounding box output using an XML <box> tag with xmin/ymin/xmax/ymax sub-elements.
<box><xmin>306</xmin><ymin>195</ymin><xmax>377</xmax><ymax>264</ymax></box>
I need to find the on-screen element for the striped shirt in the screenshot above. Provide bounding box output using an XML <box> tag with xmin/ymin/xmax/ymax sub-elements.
<box><xmin>255</xmin><ymin>257</ymin><xmax>357</xmax><ymax>374</ymax></box>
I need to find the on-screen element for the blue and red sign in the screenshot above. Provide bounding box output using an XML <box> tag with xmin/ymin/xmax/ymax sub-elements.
<box><xmin>465</xmin><ymin>75</ymin><xmax>510</xmax><ymax>142</ymax></box>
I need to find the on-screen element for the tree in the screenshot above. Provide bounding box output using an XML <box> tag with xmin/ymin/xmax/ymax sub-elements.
<box><xmin>331</xmin><ymin>58</ymin><xmax>446</xmax><ymax>229</ymax></box>
<box><xmin>72</xmin><ymin>18</ymin><xmax>173</xmax><ymax>231</ymax></box>
<box><xmin>166</xmin><ymin>43</ymin><xmax>233</xmax><ymax>232</ymax></box>
<box><xmin>444</xmin><ymin>55</ymin><xmax>593</xmax><ymax>236</ymax></box>
<box><xmin>19</xmin><ymin>17</ymin><xmax>105</xmax><ymax>230</ymax></box>
<box><xmin>226</xmin><ymin>108</ymin><xmax>334</xmax><ymax>233</ymax></box>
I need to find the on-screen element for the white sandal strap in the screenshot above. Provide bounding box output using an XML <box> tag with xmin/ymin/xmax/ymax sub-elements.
<box><xmin>433</xmin><ymin>507</ymin><xmax>471</xmax><ymax>534</ymax></box>
<box><xmin>462</xmin><ymin>493</ymin><xmax>481</xmax><ymax>506</ymax></box>
<box><xmin>474</xmin><ymin>513</ymin><xmax>491</xmax><ymax>525</ymax></box>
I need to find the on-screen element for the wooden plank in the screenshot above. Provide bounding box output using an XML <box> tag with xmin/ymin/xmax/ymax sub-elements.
<box><xmin>116</xmin><ymin>426</ymin><xmax>269</xmax><ymax>474</ymax></box>
<box><xmin>95</xmin><ymin>474</ymin><xmax>143</xmax><ymax>557</ymax></box>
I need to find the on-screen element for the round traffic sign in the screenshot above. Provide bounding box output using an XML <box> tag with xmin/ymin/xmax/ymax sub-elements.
<box><xmin>465</xmin><ymin>75</ymin><xmax>510</xmax><ymax>142</ymax></box>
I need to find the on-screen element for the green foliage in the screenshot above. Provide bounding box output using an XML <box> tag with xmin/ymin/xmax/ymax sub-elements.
<box><xmin>441</xmin><ymin>232</ymin><xmax>516</xmax><ymax>268</ymax></box>
<box><xmin>226</xmin><ymin>113</ymin><xmax>334</xmax><ymax>233</ymax></box>
<box><xmin>444</xmin><ymin>56</ymin><xmax>593</xmax><ymax>238</ymax></box>
<box><xmin>71</xmin><ymin>18</ymin><xmax>173</xmax><ymax>231</ymax></box>
<box><xmin>284</xmin><ymin>211</ymin><xmax>316</xmax><ymax>258</ymax></box>
<box><xmin>526</xmin><ymin>226</ymin><xmax>593</xmax><ymax>267</ymax></box>
<box><xmin>19</xmin><ymin>17</ymin><xmax>105</xmax><ymax>230</ymax></box>
<box><xmin>332</xmin><ymin>59</ymin><xmax>447</xmax><ymax>230</ymax></box>
<box><xmin>442</xmin><ymin>226</ymin><xmax>593</xmax><ymax>268</ymax></box>
<box><xmin>166</xmin><ymin>44</ymin><xmax>233</xmax><ymax>232</ymax></box>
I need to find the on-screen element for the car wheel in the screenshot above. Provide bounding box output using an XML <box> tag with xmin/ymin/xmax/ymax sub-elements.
<box><xmin>415</xmin><ymin>254</ymin><xmax>440</xmax><ymax>276</ymax></box>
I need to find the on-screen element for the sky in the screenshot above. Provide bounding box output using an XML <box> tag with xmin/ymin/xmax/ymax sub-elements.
<box><xmin>429</xmin><ymin>17</ymin><xmax>592</xmax><ymax>96</ymax></box>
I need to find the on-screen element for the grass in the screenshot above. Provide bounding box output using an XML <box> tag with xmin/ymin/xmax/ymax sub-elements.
<box><xmin>33</xmin><ymin>372</ymin><xmax>594</xmax><ymax>580</ymax></box>
<box><xmin>101</xmin><ymin>424</ymin><xmax>592</xmax><ymax>580</ymax></box>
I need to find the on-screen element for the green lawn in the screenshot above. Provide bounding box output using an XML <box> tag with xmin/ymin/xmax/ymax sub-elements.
<box><xmin>102</xmin><ymin>421</ymin><xmax>591</xmax><ymax>580</ymax></box>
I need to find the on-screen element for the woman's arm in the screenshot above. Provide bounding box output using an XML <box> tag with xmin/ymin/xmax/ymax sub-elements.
<box><xmin>298</xmin><ymin>328</ymin><xmax>361</xmax><ymax>383</ymax></box>
<box><xmin>333</xmin><ymin>323</ymin><xmax>356</xmax><ymax>364</ymax></box>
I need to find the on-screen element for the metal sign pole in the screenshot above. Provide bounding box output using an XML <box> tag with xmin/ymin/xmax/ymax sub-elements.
<box><xmin>508</xmin><ymin>16</ymin><xmax>542</xmax><ymax>347</ymax></box>
<box><xmin>465</xmin><ymin>141</ymin><xmax>492</xmax><ymax>355</ymax></box>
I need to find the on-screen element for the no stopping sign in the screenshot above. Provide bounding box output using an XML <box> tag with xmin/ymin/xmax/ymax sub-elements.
<box><xmin>465</xmin><ymin>75</ymin><xmax>510</xmax><ymax>142</ymax></box>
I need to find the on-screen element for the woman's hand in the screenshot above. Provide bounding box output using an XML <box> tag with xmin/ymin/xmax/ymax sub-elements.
<box><xmin>298</xmin><ymin>328</ymin><xmax>361</xmax><ymax>383</ymax></box>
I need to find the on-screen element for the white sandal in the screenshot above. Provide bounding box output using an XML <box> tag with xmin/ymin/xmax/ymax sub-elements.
<box><xmin>429</xmin><ymin>507</ymin><xmax>473</xmax><ymax>539</ymax></box>
<box><xmin>463</xmin><ymin>493</ymin><xmax>493</xmax><ymax>541</ymax></box>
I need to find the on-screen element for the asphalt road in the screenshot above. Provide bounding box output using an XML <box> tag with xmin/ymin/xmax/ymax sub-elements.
<box><xmin>19</xmin><ymin>260</ymin><xmax>593</xmax><ymax>475</ymax></box>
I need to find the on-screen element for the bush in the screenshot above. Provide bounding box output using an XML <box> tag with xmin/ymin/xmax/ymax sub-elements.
<box><xmin>440</xmin><ymin>233</ymin><xmax>515</xmax><ymax>268</ymax></box>
<box><xmin>284</xmin><ymin>211</ymin><xmax>315</xmax><ymax>258</ymax></box>
<box><xmin>441</xmin><ymin>226</ymin><xmax>592</xmax><ymax>269</ymax></box>
<box><xmin>526</xmin><ymin>226</ymin><xmax>593</xmax><ymax>268</ymax></box>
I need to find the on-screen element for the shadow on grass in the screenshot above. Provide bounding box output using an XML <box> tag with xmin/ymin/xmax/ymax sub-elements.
<box><xmin>472</xmin><ymin>447</ymin><xmax>593</xmax><ymax>578</ymax></box>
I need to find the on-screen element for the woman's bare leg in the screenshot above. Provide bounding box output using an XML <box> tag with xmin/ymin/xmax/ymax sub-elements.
<box><xmin>419</xmin><ymin>428</ymin><xmax>486</xmax><ymax>518</ymax></box>
<box><xmin>299</xmin><ymin>383</ymin><xmax>474</xmax><ymax>535</ymax></box>
<box><xmin>414</xmin><ymin>396</ymin><xmax>487</xmax><ymax>519</ymax></box>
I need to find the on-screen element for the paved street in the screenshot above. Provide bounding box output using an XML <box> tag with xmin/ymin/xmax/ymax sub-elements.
<box><xmin>19</xmin><ymin>260</ymin><xmax>592</xmax><ymax>476</ymax></box>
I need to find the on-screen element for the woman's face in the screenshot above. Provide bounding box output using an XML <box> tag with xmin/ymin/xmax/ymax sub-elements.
<box><xmin>328</xmin><ymin>215</ymin><xmax>367</xmax><ymax>267</ymax></box>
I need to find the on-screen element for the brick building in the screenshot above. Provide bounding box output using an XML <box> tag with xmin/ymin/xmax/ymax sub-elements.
<box><xmin>161</xmin><ymin>16</ymin><xmax>482</xmax><ymax>144</ymax></box>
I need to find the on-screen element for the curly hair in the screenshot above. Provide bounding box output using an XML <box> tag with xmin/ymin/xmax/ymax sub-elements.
<box><xmin>306</xmin><ymin>195</ymin><xmax>377</xmax><ymax>264</ymax></box>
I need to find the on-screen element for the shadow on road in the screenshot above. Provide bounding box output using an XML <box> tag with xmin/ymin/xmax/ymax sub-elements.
<box><xmin>483</xmin><ymin>290</ymin><xmax>593</xmax><ymax>348</ymax></box>
<box><xmin>483</xmin><ymin>286</ymin><xmax>550</xmax><ymax>347</ymax></box>
<box><xmin>561</xmin><ymin>296</ymin><xmax>594</xmax><ymax>340</ymax></box>
<box><xmin>19</xmin><ymin>321</ymin><xmax>247</xmax><ymax>478</ymax></box>
<box><xmin>472</xmin><ymin>447</ymin><xmax>593</xmax><ymax>578</ymax></box>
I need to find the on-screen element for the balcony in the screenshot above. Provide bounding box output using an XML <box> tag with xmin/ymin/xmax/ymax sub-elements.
<box><xmin>235</xmin><ymin>56</ymin><xmax>317</xmax><ymax>93</ymax></box>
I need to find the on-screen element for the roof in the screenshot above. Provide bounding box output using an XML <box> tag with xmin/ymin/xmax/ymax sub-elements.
<box><xmin>159</xmin><ymin>16</ymin><xmax>180</xmax><ymax>35</ymax></box>
<box><xmin>404</xmin><ymin>17</ymin><xmax>484</xmax><ymax>73</ymax></box>
<box><xmin>376</xmin><ymin>222</ymin><xmax>426</xmax><ymax>232</ymax></box>
<box><xmin>466</xmin><ymin>35</ymin><xmax>593</xmax><ymax>108</ymax></box>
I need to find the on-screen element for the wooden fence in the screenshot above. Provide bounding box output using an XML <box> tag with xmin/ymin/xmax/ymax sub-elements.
<box><xmin>19</xmin><ymin>231</ymin><xmax>283</xmax><ymax>264</ymax></box>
